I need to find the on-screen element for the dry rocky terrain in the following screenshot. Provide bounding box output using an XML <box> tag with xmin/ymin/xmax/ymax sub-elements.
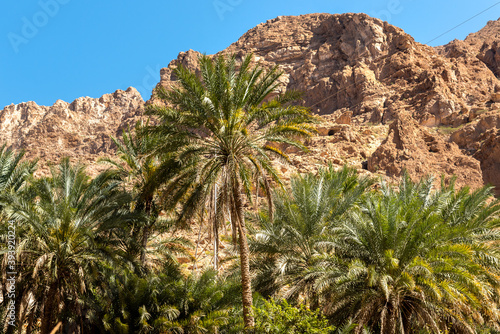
<box><xmin>154</xmin><ymin>13</ymin><xmax>500</xmax><ymax>193</ymax></box>
<box><xmin>1</xmin><ymin>13</ymin><xmax>500</xmax><ymax>191</ymax></box>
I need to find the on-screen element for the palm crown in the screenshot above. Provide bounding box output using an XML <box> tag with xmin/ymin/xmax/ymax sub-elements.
<box><xmin>144</xmin><ymin>53</ymin><xmax>317</xmax><ymax>329</ymax></box>
<box><xmin>4</xmin><ymin>159</ymin><xmax>143</xmax><ymax>334</ymax></box>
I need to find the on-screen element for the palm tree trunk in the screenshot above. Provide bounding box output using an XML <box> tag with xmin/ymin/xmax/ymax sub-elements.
<box><xmin>40</xmin><ymin>281</ymin><xmax>58</xmax><ymax>334</ymax></box>
<box><xmin>192</xmin><ymin>221</ymin><xmax>204</xmax><ymax>273</ymax></box>
<box><xmin>213</xmin><ymin>183</ymin><xmax>219</xmax><ymax>271</ymax></box>
<box><xmin>237</xmin><ymin>219</ymin><xmax>254</xmax><ymax>330</ymax></box>
<box><xmin>214</xmin><ymin>222</ymin><xmax>219</xmax><ymax>270</ymax></box>
<box><xmin>233</xmin><ymin>180</ymin><xmax>254</xmax><ymax>330</ymax></box>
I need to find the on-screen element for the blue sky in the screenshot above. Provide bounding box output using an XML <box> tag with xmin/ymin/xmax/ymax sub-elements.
<box><xmin>1</xmin><ymin>0</ymin><xmax>499</xmax><ymax>108</ymax></box>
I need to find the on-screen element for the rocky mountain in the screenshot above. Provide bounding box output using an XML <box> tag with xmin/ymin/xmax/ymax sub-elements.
<box><xmin>0</xmin><ymin>87</ymin><xmax>144</xmax><ymax>175</ymax></box>
<box><xmin>436</xmin><ymin>18</ymin><xmax>500</xmax><ymax>194</ymax></box>
<box><xmin>158</xmin><ymin>14</ymin><xmax>497</xmax><ymax>126</ymax></box>
<box><xmin>154</xmin><ymin>13</ymin><xmax>500</xmax><ymax>192</ymax></box>
<box><xmin>1</xmin><ymin>13</ymin><xmax>500</xmax><ymax>193</ymax></box>
<box><xmin>438</xmin><ymin>18</ymin><xmax>500</xmax><ymax>77</ymax></box>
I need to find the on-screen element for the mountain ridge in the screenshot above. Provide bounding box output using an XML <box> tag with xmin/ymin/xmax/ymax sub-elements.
<box><xmin>1</xmin><ymin>13</ymin><xmax>499</xmax><ymax>191</ymax></box>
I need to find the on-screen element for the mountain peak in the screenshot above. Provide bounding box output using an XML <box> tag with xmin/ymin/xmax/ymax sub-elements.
<box><xmin>2</xmin><ymin>13</ymin><xmax>500</xmax><ymax>193</ymax></box>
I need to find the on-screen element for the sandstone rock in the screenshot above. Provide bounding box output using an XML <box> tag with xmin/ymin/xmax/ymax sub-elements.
<box><xmin>473</xmin><ymin>130</ymin><xmax>500</xmax><ymax>195</ymax></box>
<box><xmin>153</xmin><ymin>13</ymin><xmax>497</xmax><ymax>128</ymax></box>
<box><xmin>368</xmin><ymin>113</ymin><xmax>483</xmax><ymax>190</ymax></box>
<box><xmin>335</xmin><ymin>110</ymin><xmax>352</xmax><ymax>125</ymax></box>
<box><xmin>491</xmin><ymin>93</ymin><xmax>500</xmax><ymax>102</ymax></box>
<box><xmin>448</xmin><ymin>110</ymin><xmax>500</xmax><ymax>194</ymax></box>
<box><xmin>438</xmin><ymin>18</ymin><xmax>500</xmax><ymax>78</ymax></box>
<box><xmin>1</xmin><ymin>13</ymin><xmax>499</xmax><ymax>194</ymax></box>
<box><xmin>0</xmin><ymin>87</ymin><xmax>144</xmax><ymax>175</ymax></box>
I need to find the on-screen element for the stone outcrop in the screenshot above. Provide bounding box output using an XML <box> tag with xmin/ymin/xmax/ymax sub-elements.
<box><xmin>149</xmin><ymin>13</ymin><xmax>499</xmax><ymax>192</ymax></box>
<box><xmin>0</xmin><ymin>87</ymin><xmax>144</xmax><ymax>175</ymax></box>
<box><xmin>449</xmin><ymin>109</ymin><xmax>500</xmax><ymax>194</ymax></box>
<box><xmin>154</xmin><ymin>13</ymin><xmax>498</xmax><ymax>129</ymax></box>
<box><xmin>438</xmin><ymin>18</ymin><xmax>500</xmax><ymax>78</ymax></box>
<box><xmin>368</xmin><ymin>113</ymin><xmax>483</xmax><ymax>189</ymax></box>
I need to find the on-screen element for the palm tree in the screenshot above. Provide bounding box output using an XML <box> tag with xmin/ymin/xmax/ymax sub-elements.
<box><xmin>0</xmin><ymin>145</ymin><xmax>37</xmax><ymax>333</ymax></box>
<box><xmin>5</xmin><ymin>158</ymin><xmax>143</xmax><ymax>334</ymax></box>
<box><xmin>144</xmin><ymin>53</ymin><xmax>316</xmax><ymax>329</ymax></box>
<box><xmin>85</xmin><ymin>265</ymin><xmax>182</xmax><ymax>334</ymax></box>
<box><xmin>250</xmin><ymin>166</ymin><xmax>373</xmax><ymax>304</ymax></box>
<box><xmin>102</xmin><ymin>123</ymin><xmax>174</xmax><ymax>267</ymax></box>
<box><xmin>87</xmin><ymin>266</ymin><xmax>241</xmax><ymax>334</ymax></box>
<box><xmin>0</xmin><ymin>144</ymin><xmax>37</xmax><ymax>207</ymax></box>
<box><xmin>315</xmin><ymin>174</ymin><xmax>500</xmax><ymax>333</ymax></box>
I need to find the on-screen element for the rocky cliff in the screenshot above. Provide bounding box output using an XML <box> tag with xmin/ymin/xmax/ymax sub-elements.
<box><xmin>435</xmin><ymin>18</ymin><xmax>500</xmax><ymax>194</ymax></box>
<box><xmin>0</xmin><ymin>87</ymin><xmax>144</xmax><ymax>175</ymax></box>
<box><xmin>2</xmin><ymin>13</ymin><xmax>500</xmax><ymax>192</ymax></box>
<box><xmin>153</xmin><ymin>13</ymin><xmax>499</xmax><ymax>191</ymax></box>
<box><xmin>438</xmin><ymin>18</ymin><xmax>500</xmax><ymax>78</ymax></box>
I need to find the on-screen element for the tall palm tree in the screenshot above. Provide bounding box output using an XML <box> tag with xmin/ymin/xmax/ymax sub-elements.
<box><xmin>5</xmin><ymin>158</ymin><xmax>143</xmax><ymax>334</ymax></box>
<box><xmin>144</xmin><ymin>53</ymin><xmax>316</xmax><ymax>329</ymax></box>
<box><xmin>250</xmin><ymin>166</ymin><xmax>374</xmax><ymax>304</ymax></box>
<box><xmin>102</xmin><ymin>123</ymin><xmax>168</xmax><ymax>267</ymax></box>
<box><xmin>316</xmin><ymin>175</ymin><xmax>500</xmax><ymax>333</ymax></box>
<box><xmin>0</xmin><ymin>145</ymin><xmax>37</xmax><ymax>333</ymax></box>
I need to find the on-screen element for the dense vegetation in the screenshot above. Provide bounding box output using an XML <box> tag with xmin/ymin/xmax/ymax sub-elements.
<box><xmin>1</xmin><ymin>55</ymin><xmax>500</xmax><ymax>333</ymax></box>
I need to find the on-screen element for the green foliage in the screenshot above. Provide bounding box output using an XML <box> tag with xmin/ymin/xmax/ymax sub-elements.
<box><xmin>143</xmin><ymin>52</ymin><xmax>317</xmax><ymax>230</ymax></box>
<box><xmin>3</xmin><ymin>46</ymin><xmax>500</xmax><ymax>333</ymax></box>
<box><xmin>318</xmin><ymin>174</ymin><xmax>500</xmax><ymax>333</ymax></box>
<box><xmin>253</xmin><ymin>298</ymin><xmax>335</xmax><ymax>334</ymax></box>
<box><xmin>252</xmin><ymin>169</ymin><xmax>500</xmax><ymax>333</ymax></box>
<box><xmin>101</xmin><ymin>122</ymin><xmax>169</xmax><ymax>268</ymax></box>
<box><xmin>0</xmin><ymin>158</ymin><xmax>144</xmax><ymax>333</ymax></box>
<box><xmin>144</xmin><ymin>52</ymin><xmax>317</xmax><ymax>328</ymax></box>
<box><xmin>251</xmin><ymin>165</ymin><xmax>374</xmax><ymax>302</ymax></box>
<box><xmin>437</xmin><ymin>124</ymin><xmax>464</xmax><ymax>135</ymax></box>
<box><xmin>87</xmin><ymin>268</ymin><xmax>242</xmax><ymax>334</ymax></box>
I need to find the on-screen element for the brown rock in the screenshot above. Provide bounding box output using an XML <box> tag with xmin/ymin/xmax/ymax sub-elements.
<box><xmin>473</xmin><ymin>130</ymin><xmax>500</xmax><ymax>195</ymax></box>
<box><xmin>438</xmin><ymin>18</ymin><xmax>500</xmax><ymax>79</ymax></box>
<box><xmin>368</xmin><ymin>113</ymin><xmax>483</xmax><ymax>189</ymax></box>
<box><xmin>0</xmin><ymin>87</ymin><xmax>144</xmax><ymax>175</ymax></box>
<box><xmin>448</xmin><ymin>110</ymin><xmax>500</xmax><ymax>194</ymax></box>
<box><xmin>1</xmin><ymin>13</ymin><xmax>500</xmax><ymax>194</ymax></box>
<box><xmin>152</xmin><ymin>13</ymin><xmax>498</xmax><ymax>128</ymax></box>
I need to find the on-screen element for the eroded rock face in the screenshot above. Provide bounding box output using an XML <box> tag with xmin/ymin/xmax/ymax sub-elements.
<box><xmin>473</xmin><ymin>131</ymin><xmax>500</xmax><ymax>195</ymax></box>
<box><xmin>154</xmin><ymin>13</ymin><xmax>497</xmax><ymax>128</ymax></box>
<box><xmin>148</xmin><ymin>13</ymin><xmax>499</xmax><ymax>192</ymax></box>
<box><xmin>368</xmin><ymin>113</ymin><xmax>484</xmax><ymax>189</ymax></box>
<box><xmin>449</xmin><ymin>110</ymin><xmax>500</xmax><ymax>194</ymax></box>
<box><xmin>1</xmin><ymin>13</ymin><xmax>500</xmax><ymax>192</ymax></box>
<box><xmin>0</xmin><ymin>87</ymin><xmax>144</xmax><ymax>175</ymax></box>
<box><xmin>438</xmin><ymin>18</ymin><xmax>500</xmax><ymax>78</ymax></box>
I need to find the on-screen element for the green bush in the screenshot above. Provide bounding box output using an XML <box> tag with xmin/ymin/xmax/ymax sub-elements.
<box><xmin>253</xmin><ymin>298</ymin><xmax>335</xmax><ymax>334</ymax></box>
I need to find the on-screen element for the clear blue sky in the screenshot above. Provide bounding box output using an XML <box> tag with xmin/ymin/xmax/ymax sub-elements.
<box><xmin>1</xmin><ymin>0</ymin><xmax>499</xmax><ymax>108</ymax></box>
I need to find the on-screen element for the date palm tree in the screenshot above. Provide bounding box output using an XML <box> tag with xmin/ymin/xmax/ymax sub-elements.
<box><xmin>144</xmin><ymin>53</ymin><xmax>316</xmax><ymax>329</ymax></box>
<box><xmin>86</xmin><ymin>266</ymin><xmax>241</xmax><ymax>334</ymax></box>
<box><xmin>0</xmin><ymin>145</ymin><xmax>37</xmax><ymax>333</ymax></box>
<box><xmin>251</xmin><ymin>166</ymin><xmax>374</xmax><ymax>304</ymax></box>
<box><xmin>0</xmin><ymin>144</ymin><xmax>37</xmax><ymax>208</ymax></box>
<box><xmin>5</xmin><ymin>158</ymin><xmax>144</xmax><ymax>334</ymax></box>
<box><xmin>252</xmin><ymin>170</ymin><xmax>500</xmax><ymax>332</ymax></box>
<box><xmin>316</xmin><ymin>175</ymin><xmax>500</xmax><ymax>333</ymax></box>
<box><xmin>102</xmin><ymin>123</ymin><xmax>179</xmax><ymax>268</ymax></box>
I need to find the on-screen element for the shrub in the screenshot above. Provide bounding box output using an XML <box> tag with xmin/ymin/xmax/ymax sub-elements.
<box><xmin>253</xmin><ymin>298</ymin><xmax>335</xmax><ymax>334</ymax></box>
